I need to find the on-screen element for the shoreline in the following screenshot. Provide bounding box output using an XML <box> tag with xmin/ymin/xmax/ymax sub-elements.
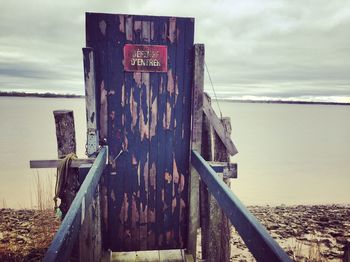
<box><xmin>1</xmin><ymin>92</ymin><xmax>350</xmax><ymax>106</ymax></box>
<box><xmin>1</xmin><ymin>204</ymin><xmax>349</xmax><ymax>261</ymax></box>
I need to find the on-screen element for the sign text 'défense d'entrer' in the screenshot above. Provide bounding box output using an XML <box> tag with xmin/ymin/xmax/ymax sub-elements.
<box><xmin>123</xmin><ymin>44</ymin><xmax>167</xmax><ymax>73</ymax></box>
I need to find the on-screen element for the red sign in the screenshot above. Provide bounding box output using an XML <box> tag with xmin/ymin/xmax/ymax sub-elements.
<box><xmin>123</xmin><ymin>44</ymin><xmax>167</xmax><ymax>72</ymax></box>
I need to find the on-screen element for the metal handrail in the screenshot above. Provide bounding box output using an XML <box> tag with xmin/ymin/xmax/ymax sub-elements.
<box><xmin>44</xmin><ymin>147</ymin><xmax>107</xmax><ymax>262</ymax></box>
<box><xmin>191</xmin><ymin>150</ymin><xmax>292</xmax><ymax>262</ymax></box>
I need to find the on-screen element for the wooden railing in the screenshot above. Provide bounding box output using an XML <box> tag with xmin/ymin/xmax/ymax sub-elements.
<box><xmin>44</xmin><ymin>147</ymin><xmax>107</xmax><ymax>262</ymax></box>
<box><xmin>191</xmin><ymin>150</ymin><xmax>292</xmax><ymax>262</ymax></box>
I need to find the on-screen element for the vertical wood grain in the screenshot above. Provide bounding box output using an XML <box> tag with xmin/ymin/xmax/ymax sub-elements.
<box><xmin>200</xmin><ymin>93</ymin><xmax>213</xmax><ymax>260</ymax></box>
<box><xmin>188</xmin><ymin>44</ymin><xmax>205</xmax><ymax>259</ymax></box>
<box><xmin>85</xmin><ymin>13</ymin><xmax>194</xmax><ymax>251</ymax></box>
<box><xmin>213</xmin><ymin>117</ymin><xmax>231</xmax><ymax>262</ymax></box>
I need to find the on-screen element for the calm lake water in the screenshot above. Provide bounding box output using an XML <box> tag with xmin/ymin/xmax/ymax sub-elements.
<box><xmin>0</xmin><ymin>97</ymin><xmax>349</xmax><ymax>208</ymax></box>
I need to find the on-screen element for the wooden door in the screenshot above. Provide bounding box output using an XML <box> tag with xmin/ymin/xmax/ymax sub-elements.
<box><xmin>85</xmin><ymin>13</ymin><xmax>194</xmax><ymax>251</ymax></box>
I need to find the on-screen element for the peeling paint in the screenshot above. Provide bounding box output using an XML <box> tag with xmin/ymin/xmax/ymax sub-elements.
<box><xmin>99</xmin><ymin>20</ymin><xmax>107</xmax><ymax>36</ymax></box>
<box><xmin>119</xmin><ymin>15</ymin><xmax>125</xmax><ymax>33</ymax></box>
<box><xmin>168</xmin><ymin>17</ymin><xmax>176</xmax><ymax>43</ymax></box>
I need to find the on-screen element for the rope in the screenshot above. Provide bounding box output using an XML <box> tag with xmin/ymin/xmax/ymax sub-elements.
<box><xmin>205</xmin><ymin>61</ymin><xmax>223</xmax><ymax>120</ymax></box>
<box><xmin>54</xmin><ymin>153</ymin><xmax>77</xmax><ymax>212</ymax></box>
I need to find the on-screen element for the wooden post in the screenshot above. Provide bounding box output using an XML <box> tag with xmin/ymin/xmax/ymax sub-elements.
<box><xmin>188</xmin><ymin>44</ymin><xmax>205</xmax><ymax>260</ymax></box>
<box><xmin>213</xmin><ymin>117</ymin><xmax>232</xmax><ymax>262</ymax></box>
<box><xmin>53</xmin><ymin>110</ymin><xmax>79</xmax><ymax>215</ymax></box>
<box><xmin>200</xmin><ymin>93</ymin><xmax>213</xmax><ymax>260</ymax></box>
<box><xmin>83</xmin><ymin>47</ymin><xmax>99</xmax><ymax>158</ymax></box>
<box><xmin>54</xmin><ymin>110</ymin><xmax>76</xmax><ymax>159</ymax></box>
<box><xmin>81</xmin><ymin>48</ymin><xmax>102</xmax><ymax>261</ymax></box>
<box><xmin>53</xmin><ymin>110</ymin><xmax>80</xmax><ymax>261</ymax></box>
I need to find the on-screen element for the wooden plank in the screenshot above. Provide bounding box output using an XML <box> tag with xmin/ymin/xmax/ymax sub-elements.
<box><xmin>83</xmin><ymin>47</ymin><xmax>99</xmax><ymax>157</ymax></box>
<box><xmin>110</xmin><ymin>249</ymin><xmax>187</xmax><ymax>261</ymax></box>
<box><xmin>172</xmin><ymin>17</ymin><xmax>186</xmax><ymax>249</ymax></box>
<box><xmin>163</xmin><ymin>16</ymin><xmax>177</xmax><ymax>249</ymax></box>
<box><xmin>155</xmin><ymin>18</ymin><xmax>168</xmax><ymax>249</ymax></box>
<box><xmin>208</xmin><ymin>162</ymin><xmax>237</xmax><ymax>179</ymax></box>
<box><xmin>111</xmin><ymin>251</ymin><xmax>137</xmax><ymax>261</ymax></box>
<box><xmin>44</xmin><ymin>147</ymin><xmax>107</xmax><ymax>262</ymax></box>
<box><xmin>147</xmin><ymin>17</ymin><xmax>159</xmax><ymax>250</ymax></box>
<box><xmin>180</xmin><ymin>17</ymin><xmax>194</xmax><ymax>250</ymax></box>
<box><xmin>159</xmin><ymin>249</ymin><xmax>183</xmax><ymax>262</ymax></box>
<box><xmin>135</xmin><ymin>250</ymin><xmax>160</xmax><ymax>261</ymax></box>
<box><xmin>191</xmin><ymin>150</ymin><xmax>292</xmax><ymax>262</ymax></box>
<box><xmin>202</xmin><ymin>94</ymin><xmax>238</xmax><ymax>156</ymax></box>
<box><xmin>139</xmin><ymin>19</ymin><xmax>151</xmax><ymax>250</ymax></box>
<box><xmin>79</xmin><ymin>183</ymin><xmax>102</xmax><ymax>261</ymax></box>
<box><xmin>188</xmin><ymin>44</ymin><xmax>205</xmax><ymax>259</ymax></box>
<box><xmin>30</xmin><ymin>159</ymin><xmax>94</xmax><ymax>168</ymax></box>
<box><xmin>200</xmin><ymin>93</ymin><xmax>213</xmax><ymax>260</ymax></box>
<box><xmin>213</xmin><ymin>117</ymin><xmax>231</xmax><ymax>262</ymax></box>
<box><xmin>208</xmin><ymin>171</ymin><xmax>222</xmax><ymax>262</ymax></box>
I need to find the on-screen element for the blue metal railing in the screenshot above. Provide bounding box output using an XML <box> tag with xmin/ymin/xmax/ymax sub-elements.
<box><xmin>191</xmin><ymin>150</ymin><xmax>292</xmax><ymax>262</ymax></box>
<box><xmin>44</xmin><ymin>147</ymin><xmax>107</xmax><ymax>262</ymax></box>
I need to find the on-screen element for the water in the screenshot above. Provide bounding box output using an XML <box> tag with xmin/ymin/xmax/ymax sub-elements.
<box><xmin>0</xmin><ymin>97</ymin><xmax>349</xmax><ymax>208</ymax></box>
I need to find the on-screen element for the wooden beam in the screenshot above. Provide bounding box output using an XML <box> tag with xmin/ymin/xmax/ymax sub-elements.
<box><xmin>83</xmin><ymin>48</ymin><xmax>99</xmax><ymax>157</ymax></box>
<box><xmin>110</xmin><ymin>249</ymin><xmax>188</xmax><ymax>262</ymax></box>
<box><xmin>200</xmin><ymin>94</ymin><xmax>212</xmax><ymax>260</ymax></box>
<box><xmin>202</xmin><ymin>94</ymin><xmax>238</xmax><ymax>156</ymax></box>
<box><xmin>208</xmin><ymin>162</ymin><xmax>237</xmax><ymax>179</ymax></box>
<box><xmin>191</xmin><ymin>150</ymin><xmax>292</xmax><ymax>262</ymax></box>
<box><xmin>213</xmin><ymin>117</ymin><xmax>231</xmax><ymax>262</ymax></box>
<box><xmin>30</xmin><ymin>159</ymin><xmax>94</xmax><ymax>169</ymax></box>
<box><xmin>188</xmin><ymin>44</ymin><xmax>205</xmax><ymax>260</ymax></box>
<box><xmin>43</xmin><ymin>147</ymin><xmax>107</xmax><ymax>262</ymax></box>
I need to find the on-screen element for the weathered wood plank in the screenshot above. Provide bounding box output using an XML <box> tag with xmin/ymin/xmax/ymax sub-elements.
<box><xmin>30</xmin><ymin>159</ymin><xmax>94</xmax><ymax>168</ymax></box>
<box><xmin>108</xmin><ymin>13</ymin><xmax>127</xmax><ymax>251</ymax></box>
<box><xmin>188</xmin><ymin>44</ymin><xmax>205</xmax><ymax>259</ymax></box>
<box><xmin>53</xmin><ymin>110</ymin><xmax>77</xmax><ymax>158</ymax></box>
<box><xmin>191</xmin><ymin>150</ymin><xmax>292</xmax><ymax>262</ymax></box>
<box><xmin>180</xmin><ymin>17</ymin><xmax>195</xmax><ymax>250</ymax></box>
<box><xmin>200</xmin><ymin>93</ymin><xmax>213</xmax><ymax>260</ymax></box>
<box><xmin>155</xmin><ymin>18</ymin><xmax>168</xmax><ymax>249</ymax></box>
<box><xmin>140</xmin><ymin>19</ymin><xmax>151</xmax><ymax>250</ymax></box>
<box><xmin>213</xmin><ymin>117</ymin><xmax>231</xmax><ymax>262</ymax></box>
<box><xmin>202</xmin><ymin>95</ymin><xmax>238</xmax><ymax>156</ymax></box>
<box><xmin>110</xmin><ymin>249</ymin><xmax>187</xmax><ymax>261</ymax></box>
<box><xmin>53</xmin><ymin>110</ymin><xmax>79</xmax><ymax>218</ymax></box>
<box><xmin>147</xmin><ymin>17</ymin><xmax>159</xmax><ymax>250</ymax></box>
<box><xmin>159</xmin><ymin>249</ymin><xmax>183</xmax><ymax>262</ymax></box>
<box><xmin>44</xmin><ymin>147</ymin><xmax>107</xmax><ymax>262</ymax></box>
<box><xmin>163</xmin><ymin>16</ymin><xmax>177</xmax><ymax>249</ymax></box>
<box><xmin>83</xmin><ymin>47</ymin><xmax>99</xmax><ymax>157</ymax></box>
<box><xmin>208</xmin><ymin>162</ymin><xmax>237</xmax><ymax>179</ymax></box>
<box><xmin>172</xmin><ymin>17</ymin><xmax>186</xmax><ymax>249</ymax></box>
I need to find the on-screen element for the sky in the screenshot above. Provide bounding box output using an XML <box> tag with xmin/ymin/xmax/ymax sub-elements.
<box><xmin>1</xmin><ymin>0</ymin><xmax>350</xmax><ymax>102</ymax></box>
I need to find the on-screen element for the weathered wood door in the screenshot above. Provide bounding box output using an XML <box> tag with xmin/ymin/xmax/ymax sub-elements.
<box><xmin>85</xmin><ymin>13</ymin><xmax>194</xmax><ymax>251</ymax></box>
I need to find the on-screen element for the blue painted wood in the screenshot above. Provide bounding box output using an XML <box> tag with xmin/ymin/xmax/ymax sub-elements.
<box><xmin>43</xmin><ymin>147</ymin><xmax>107</xmax><ymax>262</ymax></box>
<box><xmin>191</xmin><ymin>150</ymin><xmax>292</xmax><ymax>262</ymax></box>
<box><xmin>155</xmin><ymin>18</ymin><xmax>168</xmax><ymax>248</ymax></box>
<box><xmin>85</xmin><ymin>13</ymin><xmax>194</xmax><ymax>251</ymax></box>
<box><xmin>180</xmin><ymin>18</ymin><xmax>195</xmax><ymax>248</ymax></box>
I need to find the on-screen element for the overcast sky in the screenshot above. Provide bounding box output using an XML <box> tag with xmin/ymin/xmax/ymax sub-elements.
<box><xmin>1</xmin><ymin>0</ymin><xmax>350</xmax><ymax>102</ymax></box>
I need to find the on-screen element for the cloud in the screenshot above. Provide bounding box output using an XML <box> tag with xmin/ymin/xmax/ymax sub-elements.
<box><xmin>0</xmin><ymin>0</ymin><xmax>349</xmax><ymax>100</ymax></box>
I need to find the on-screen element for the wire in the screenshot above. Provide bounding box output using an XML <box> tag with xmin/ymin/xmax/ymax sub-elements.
<box><xmin>204</xmin><ymin>61</ymin><xmax>223</xmax><ymax>119</ymax></box>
